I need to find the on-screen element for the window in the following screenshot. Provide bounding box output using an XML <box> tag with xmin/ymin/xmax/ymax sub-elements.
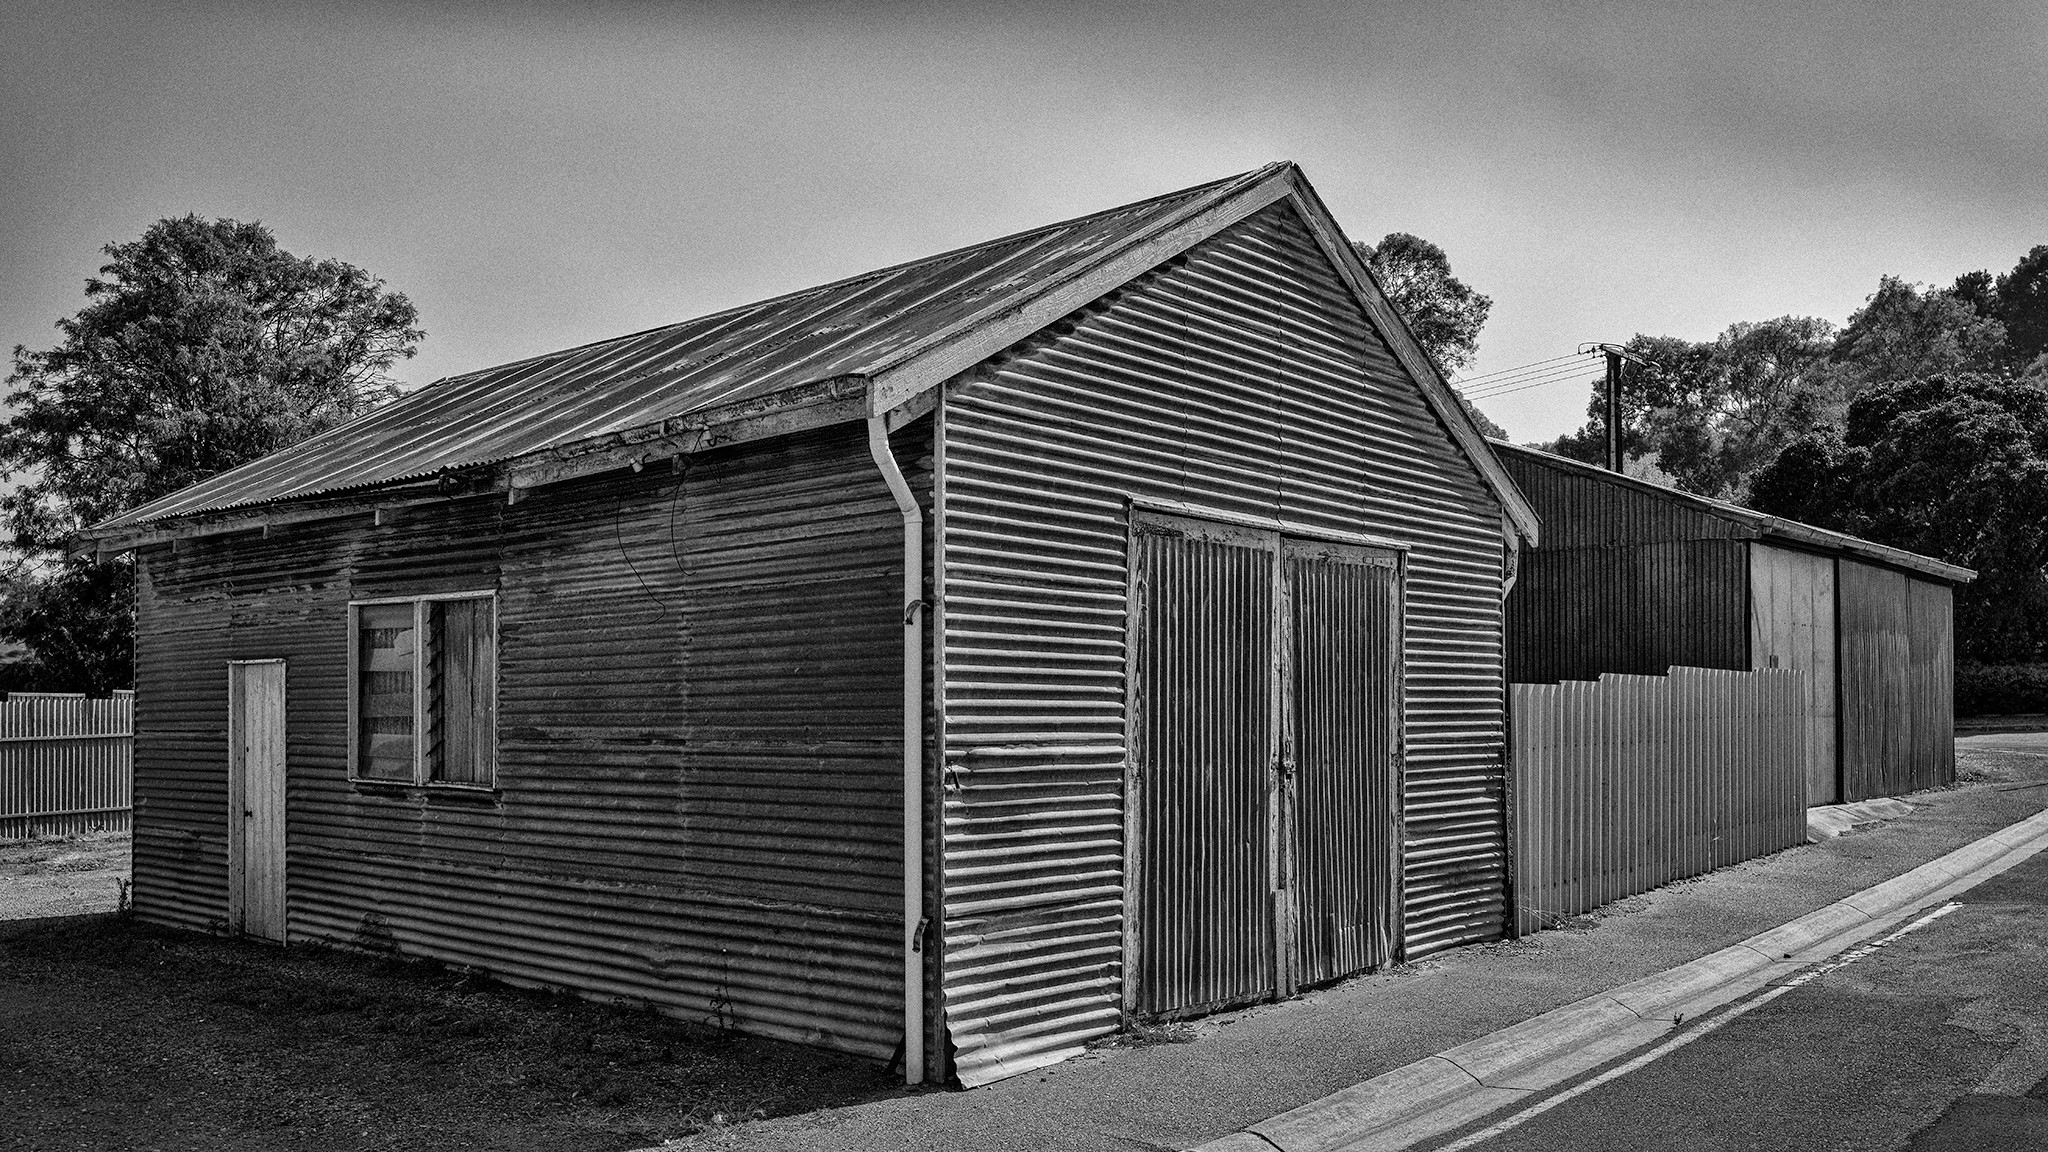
<box><xmin>349</xmin><ymin>593</ymin><xmax>497</xmax><ymax>788</ymax></box>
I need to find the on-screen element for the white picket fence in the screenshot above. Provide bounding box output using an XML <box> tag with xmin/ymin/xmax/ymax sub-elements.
<box><xmin>1513</xmin><ymin>667</ymin><xmax>1809</xmax><ymax>935</ymax></box>
<box><xmin>0</xmin><ymin>691</ymin><xmax>135</xmax><ymax>840</ymax></box>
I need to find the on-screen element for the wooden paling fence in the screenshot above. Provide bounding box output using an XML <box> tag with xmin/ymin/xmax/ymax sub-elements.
<box><xmin>1512</xmin><ymin>667</ymin><xmax>1808</xmax><ymax>936</ymax></box>
<box><xmin>0</xmin><ymin>691</ymin><xmax>134</xmax><ymax>840</ymax></box>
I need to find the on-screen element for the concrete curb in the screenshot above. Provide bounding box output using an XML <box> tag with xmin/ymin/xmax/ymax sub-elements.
<box><xmin>1190</xmin><ymin>806</ymin><xmax>2048</xmax><ymax>1152</ymax></box>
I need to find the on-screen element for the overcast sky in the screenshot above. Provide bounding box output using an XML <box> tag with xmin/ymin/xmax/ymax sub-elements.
<box><xmin>3</xmin><ymin>0</ymin><xmax>2042</xmax><ymax>442</ymax></box>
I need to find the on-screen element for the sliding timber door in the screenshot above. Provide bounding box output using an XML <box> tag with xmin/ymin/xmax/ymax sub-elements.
<box><xmin>1127</xmin><ymin>512</ymin><xmax>1402</xmax><ymax>1017</ymax></box>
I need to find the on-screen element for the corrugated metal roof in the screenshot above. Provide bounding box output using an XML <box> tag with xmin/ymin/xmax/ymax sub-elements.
<box><xmin>97</xmin><ymin>167</ymin><xmax>1274</xmax><ymax>531</ymax></box>
<box><xmin>1490</xmin><ymin>440</ymin><xmax>1976</xmax><ymax>584</ymax></box>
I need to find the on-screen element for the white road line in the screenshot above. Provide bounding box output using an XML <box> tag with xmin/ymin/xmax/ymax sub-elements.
<box><xmin>1429</xmin><ymin>902</ymin><xmax>1966</xmax><ymax>1152</ymax></box>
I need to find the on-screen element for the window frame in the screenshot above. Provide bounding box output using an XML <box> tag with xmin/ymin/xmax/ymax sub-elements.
<box><xmin>346</xmin><ymin>590</ymin><xmax>499</xmax><ymax>791</ymax></box>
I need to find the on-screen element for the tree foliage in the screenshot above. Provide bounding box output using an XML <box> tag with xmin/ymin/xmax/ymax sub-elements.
<box><xmin>1749</xmin><ymin>373</ymin><xmax>2048</xmax><ymax>662</ymax></box>
<box><xmin>1546</xmin><ymin>318</ymin><xmax>1840</xmax><ymax>498</ymax></box>
<box><xmin>1354</xmin><ymin>232</ymin><xmax>1503</xmax><ymax>436</ymax></box>
<box><xmin>0</xmin><ymin>215</ymin><xmax>423</xmax><ymax>692</ymax></box>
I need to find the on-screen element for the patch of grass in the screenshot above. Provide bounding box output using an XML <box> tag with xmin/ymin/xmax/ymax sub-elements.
<box><xmin>0</xmin><ymin>916</ymin><xmax>906</xmax><ymax>1150</ymax></box>
<box><xmin>1092</xmin><ymin>1019</ymin><xmax>1200</xmax><ymax>1050</ymax></box>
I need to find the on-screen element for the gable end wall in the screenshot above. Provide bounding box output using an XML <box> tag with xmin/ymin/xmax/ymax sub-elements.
<box><xmin>936</xmin><ymin>201</ymin><xmax>1510</xmax><ymax>1085</ymax></box>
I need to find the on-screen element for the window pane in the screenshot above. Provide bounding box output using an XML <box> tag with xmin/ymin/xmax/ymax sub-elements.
<box><xmin>356</xmin><ymin>603</ymin><xmax>416</xmax><ymax>780</ymax></box>
<box><xmin>426</xmin><ymin>598</ymin><xmax>495</xmax><ymax>785</ymax></box>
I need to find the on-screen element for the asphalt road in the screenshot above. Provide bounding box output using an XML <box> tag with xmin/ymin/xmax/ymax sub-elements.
<box><xmin>1420</xmin><ymin>831</ymin><xmax>2048</xmax><ymax>1152</ymax></box>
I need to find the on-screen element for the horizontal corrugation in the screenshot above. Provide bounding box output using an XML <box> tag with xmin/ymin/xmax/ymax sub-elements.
<box><xmin>940</xmin><ymin>200</ymin><xmax>1509</xmax><ymax>1085</ymax></box>
<box><xmin>104</xmin><ymin>172</ymin><xmax>1267</xmax><ymax>529</ymax></box>
<box><xmin>131</xmin><ymin>420</ymin><xmax>931</xmax><ymax>1060</ymax></box>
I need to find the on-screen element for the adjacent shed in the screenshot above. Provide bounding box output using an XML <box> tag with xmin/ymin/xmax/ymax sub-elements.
<box><xmin>83</xmin><ymin>162</ymin><xmax>1539</xmax><ymax>1087</ymax></box>
<box><xmin>1494</xmin><ymin>442</ymin><xmax>1973</xmax><ymax>806</ymax></box>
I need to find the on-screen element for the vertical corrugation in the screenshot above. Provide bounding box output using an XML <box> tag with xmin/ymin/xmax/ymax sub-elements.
<box><xmin>1126</xmin><ymin>520</ymin><xmax>1273</xmax><ymax>1017</ymax></box>
<box><xmin>0</xmin><ymin>692</ymin><xmax>133</xmax><ymax>841</ymax></box>
<box><xmin>1509</xmin><ymin>666</ymin><xmax>1808</xmax><ymax>928</ymax></box>
<box><xmin>1838</xmin><ymin>560</ymin><xmax>1955</xmax><ymax>801</ymax></box>
<box><xmin>940</xmin><ymin>201</ymin><xmax>1507</xmax><ymax>1084</ymax></box>
<box><xmin>1287</xmin><ymin>540</ymin><xmax>1399</xmax><ymax>986</ymax></box>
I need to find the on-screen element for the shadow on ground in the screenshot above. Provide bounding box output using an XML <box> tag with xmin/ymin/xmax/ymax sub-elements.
<box><xmin>0</xmin><ymin>916</ymin><xmax>910</xmax><ymax>1151</ymax></box>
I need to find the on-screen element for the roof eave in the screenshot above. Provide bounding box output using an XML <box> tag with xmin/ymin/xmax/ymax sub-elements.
<box><xmin>1489</xmin><ymin>440</ymin><xmax>1975</xmax><ymax>584</ymax></box>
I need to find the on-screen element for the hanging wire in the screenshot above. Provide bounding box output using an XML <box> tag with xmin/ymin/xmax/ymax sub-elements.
<box><xmin>1452</xmin><ymin>352</ymin><xmax>1588</xmax><ymax>387</ymax></box>
<box><xmin>1464</xmin><ymin>365</ymin><xmax>1604</xmax><ymax>401</ymax></box>
<box><xmin>1456</xmin><ymin>350</ymin><xmax>1605</xmax><ymax>399</ymax></box>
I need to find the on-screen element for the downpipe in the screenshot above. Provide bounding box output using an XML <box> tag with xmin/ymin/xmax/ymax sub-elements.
<box><xmin>867</xmin><ymin>415</ymin><xmax>925</xmax><ymax>1085</ymax></box>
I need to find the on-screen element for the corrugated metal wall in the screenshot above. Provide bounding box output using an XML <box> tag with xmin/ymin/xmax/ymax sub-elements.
<box><xmin>1838</xmin><ymin>559</ymin><xmax>1955</xmax><ymax>801</ymax></box>
<box><xmin>937</xmin><ymin>200</ymin><xmax>1509</xmax><ymax>1084</ymax></box>
<box><xmin>1749</xmin><ymin>544</ymin><xmax>1839</xmax><ymax>805</ymax></box>
<box><xmin>1498</xmin><ymin>450</ymin><xmax>1752</xmax><ymax>685</ymax></box>
<box><xmin>1507</xmin><ymin>540</ymin><xmax>1750</xmax><ymax>684</ymax></box>
<box><xmin>131</xmin><ymin>419</ymin><xmax>932</xmax><ymax>1059</ymax></box>
<box><xmin>1511</xmin><ymin>667</ymin><xmax>1808</xmax><ymax>934</ymax></box>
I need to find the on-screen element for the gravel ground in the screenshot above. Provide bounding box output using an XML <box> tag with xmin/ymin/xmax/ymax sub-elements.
<box><xmin>0</xmin><ymin>831</ymin><xmax>130</xmax><ymax>920</ymax></box>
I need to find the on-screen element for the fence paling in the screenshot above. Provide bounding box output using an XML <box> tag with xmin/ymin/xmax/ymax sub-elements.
<box><xmin>0</xmin><ymin>691</ymin><xmax>134</xmax><ymax>840</ymax></box>
<box><xmin>1512</xmin><ymin>667</ymin><xmax>1807</xmax><ymax>930</ymax></box>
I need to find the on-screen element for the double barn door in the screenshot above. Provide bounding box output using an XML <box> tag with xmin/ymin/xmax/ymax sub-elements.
<box><xmin>1127</xmin><ymin>512</ymin><xmax>1402</xmax><ymax>1017</ymax></box>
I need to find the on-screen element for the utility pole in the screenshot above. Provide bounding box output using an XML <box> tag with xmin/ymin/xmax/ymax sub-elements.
<box><xmin>1579</xmin><ymin>342</ymin><xmax>1645</xmax><ymax>474</ymax></box>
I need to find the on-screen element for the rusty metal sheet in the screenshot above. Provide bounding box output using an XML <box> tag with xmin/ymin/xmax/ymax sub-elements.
<box><xmin>100</xmin><ymin>173</ymin><xmax>1262</xmax><ymax>532</ymax></box>
<box><xmin>939</xmin><ymin>199</ymin><xmax>1511</xmax><ymax>1086</ymax></box>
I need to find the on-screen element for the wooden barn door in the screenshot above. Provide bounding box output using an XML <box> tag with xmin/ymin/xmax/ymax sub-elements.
<box><xmin>1285</xmin><ymin>539</ymin><xmax>1401</xmax><ymax>988</ymax></box>
<box><xmin>1128</xmin><ymin>513</ymin><xmax>1401</xmax><ymax>1017</ymax></box>
<box><xmin>1129</xmin><ymin>516</ymin><xmax>1278</xmax><ymax>1015</ymax></box>
<box><xmin>228</xmin><ymin>659</ymin><xmax>287</xmax><ymax>941</ymax></box>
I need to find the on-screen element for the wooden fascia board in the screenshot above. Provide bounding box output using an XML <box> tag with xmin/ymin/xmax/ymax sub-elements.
<box><xmin>1757</xmin><ymin>519</ymin><xmax>1976</xmax><ymax>584</ymax></box>
<box><xmin>80</xmin><ymin>487</ymin><xmax>470</xmax><ymax>555</ymax></box>
<box><xmin>1281</xmin><ymin>173</ymin><xmax>1543</xmax><ymax>548</ymax></box>
<box><xmin>863</xmin><ymin>165</ymin><xmax>1297</xmax><ymax>419</ymax></box>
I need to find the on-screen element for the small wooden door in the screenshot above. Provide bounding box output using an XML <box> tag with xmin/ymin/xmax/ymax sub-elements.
<box><xmin>228</xmin><ymin>660</ymin><xmax>287</xmax><ymax>941</ymax></box>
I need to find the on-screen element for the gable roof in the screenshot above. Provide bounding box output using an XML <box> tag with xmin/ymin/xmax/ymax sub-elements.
<box><xmin>87</xmin><ymin>163</ymin><xmax>1539</xmax><ymax>548</ymax></box>
<box><xmin>1490</xmin><ymin>440</ymin><xmax>1974</xmax><ymax>584</ymax></box>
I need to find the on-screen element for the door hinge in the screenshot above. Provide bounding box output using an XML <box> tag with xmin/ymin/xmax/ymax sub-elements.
<box><xmin>911</xmin><ymin>916</ymin><xmax>931</xmax><ymax>953</ymax></box>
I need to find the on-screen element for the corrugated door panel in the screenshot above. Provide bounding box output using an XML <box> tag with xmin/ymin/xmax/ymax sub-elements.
<box><xmin>1748</xmin><ymin>544</ymin><xmax>1839</xmax><ymax>805</ymax></box>
<box><xmin>941</xmin><ymin>200</ymin><xmax>1507</xmax><ymax>1083</ymax></box>
<box><xmin>1839</xmin><ymin>559</ymin><xmax>1912</xmax><ymax>801</ymax></box>
<box><xmin>1288</xmin><ymin>540</ymin><xmax>1400</xmax><ymax>986</ymax></box>
<box><xmin>1130</xmin><ymin>516</ymin><xmax>1275</xmax><ymax>1016</ymax></box>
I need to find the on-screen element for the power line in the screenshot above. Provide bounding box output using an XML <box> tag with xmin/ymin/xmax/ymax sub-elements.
<box><xmin>1463</xmin><ymin>361</ymin><xmax>1605</xmax><ymax>400</ymax></box>
<box><xmin>1455</xmin><ymin>352</ymin><xmax>1604</xmax><ymax>398</ymax></box>
<box><xmin>1469</xmin><ymin>371</ymin><xmax>1607</xmax><ymax>402</ymax></box>
<box><xmin>1453</xmin><ymin>352</ymin><xmax>1588</xmax><ymax>387</ymax></box>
